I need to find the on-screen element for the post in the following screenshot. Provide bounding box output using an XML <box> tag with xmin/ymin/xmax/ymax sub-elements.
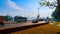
<box><xmin>37</xmin><ymin>8</ymin><xmax>40</xmax><ymax>19</ymax></box>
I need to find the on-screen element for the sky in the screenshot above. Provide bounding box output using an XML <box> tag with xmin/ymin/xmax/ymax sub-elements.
<box><xmin>0</xmin><ymin>0</ymin><xmax>57</xmax><ymax>19</ymax></box>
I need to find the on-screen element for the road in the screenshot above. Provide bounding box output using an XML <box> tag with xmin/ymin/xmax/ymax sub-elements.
<box><xmin>1</xmin><ymin>21</ymin><xmax>60</xmax><ymax>34</ymax></box>
<box><xmin>0</xmin><ymin>21</ymin><xmax>46</xmax><ymax>30</ymax></box>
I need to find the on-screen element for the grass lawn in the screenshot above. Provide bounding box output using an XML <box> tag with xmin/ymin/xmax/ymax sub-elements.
<box><xmin>11</xmin><ymin>22</ymin><xmax>60</xmax><ymax>34</ymax></box>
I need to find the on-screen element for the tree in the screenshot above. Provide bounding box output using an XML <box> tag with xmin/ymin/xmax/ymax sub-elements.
<box><xmin>3</xmin><ymin>15</ymin><xmax>13</xmax><ymax>21</ymax></box>
<box><xmin>39</xmin><ymin>0</ymin><xmax>57</xmax><ymax>8</ymax></box>
<box><xmin>51</xmin><ymin>8</ymin><xmax>59</xmax><ymax>20</ymax></box>
<box><xmin>51</xmin><ymin>0</ymin><xmax>60</xmax><ymax>21</ymax></box>
<box><xmin>39</xmin><ymin>0</ymin><xmax>60</xmax><ymax>21</ymax></box>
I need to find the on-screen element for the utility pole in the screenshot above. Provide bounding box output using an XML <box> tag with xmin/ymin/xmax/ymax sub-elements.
<box><xmin>37</xmin><ymin>8</ymin><xmax>40</xmax><ymax>19</ymax></box>
<box><xmin>37</xmin><ymin>8</ymin><xmax>39</xmax><ymax>15</ymax></box>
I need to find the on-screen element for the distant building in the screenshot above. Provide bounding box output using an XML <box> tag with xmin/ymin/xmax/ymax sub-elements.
<box><xmin>14</xmin><ymin>16</ymin><xmax>27</xmax><ymax>22</ymax></box>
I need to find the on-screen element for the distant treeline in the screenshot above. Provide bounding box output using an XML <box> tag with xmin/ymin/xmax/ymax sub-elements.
<box><xmin>0</xmin><ymin>16</ymin><xmax>27</xmax><ymax>22</ymax></box>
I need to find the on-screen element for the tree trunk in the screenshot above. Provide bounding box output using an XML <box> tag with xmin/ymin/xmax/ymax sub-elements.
<box><xmin>57</xmin><ymin>0</ymin><xmax>60</xmax><ymax>17</ymax></box>
<box><xmin>56</xmin><ymin>0</ymin><xmax>60</xmax><ymax>21</ymax></box>
<box><xmin>57</xmin><ymin>0</ymin><xmax>60</xmax><ymax>11</ymax></box>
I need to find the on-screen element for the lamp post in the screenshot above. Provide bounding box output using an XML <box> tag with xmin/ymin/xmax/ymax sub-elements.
<box><xmin>37</xmin><ymin>8</ymin><xmax>40</xmax><ymax>19</ymax></box>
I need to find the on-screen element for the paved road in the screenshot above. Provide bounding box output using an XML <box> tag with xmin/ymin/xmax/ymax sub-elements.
<box><xmin>0</xmin><ymin>21</ymin><xmax>46</xmax><ymax>30</ymax></box>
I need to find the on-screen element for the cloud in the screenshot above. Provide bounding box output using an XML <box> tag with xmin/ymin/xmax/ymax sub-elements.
<box><xmin>6</xmin><ymin>0</ymin><xmax>29</xmax><ymax>17</ymax></box>
<box><xmin>7</xmin><ymin>0</ymin><xmax>24</xmax><ymax>11</ymax></box>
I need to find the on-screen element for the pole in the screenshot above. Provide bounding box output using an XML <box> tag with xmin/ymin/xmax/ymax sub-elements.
<box><xmin>37</xmin><ymin>8</ymin><xmax>40</xmax><ymax>19</ymax></box>
<box><xmin>37</xmin><ymin>8</ymin><xmax>40</xmax><ymax>15</ymax></box>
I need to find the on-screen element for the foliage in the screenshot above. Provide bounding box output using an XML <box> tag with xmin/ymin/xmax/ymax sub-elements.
<box><xmin>51</xmin><ymin>8</ymin><xmax>58</xmax><ymax>19</ymax></box>
<box><xmin>39</xmin><ymin>0</ymin><xmax>60</xmax><ymax>21</ymax></box>
<box><xmin>2</xmin><ymin>15</ymin><xmax>13</xmax><ymax>21</ymax></box>
<box><xmin>39</xmin><ymin>0</ymin><xmax>57</xmax><ymax>9</ymax></box>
